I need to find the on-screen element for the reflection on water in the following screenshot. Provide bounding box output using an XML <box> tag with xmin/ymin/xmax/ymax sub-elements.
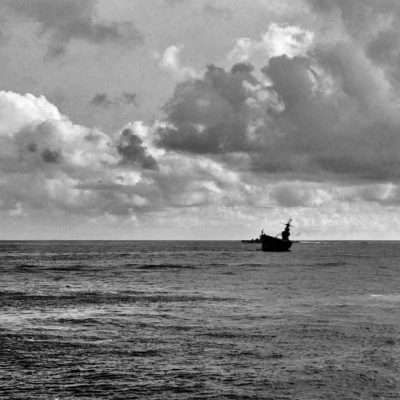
<box><xmin>0</xmin><ymin>241</ymin><xmax>399</xmax><ymax>399</ymax></box>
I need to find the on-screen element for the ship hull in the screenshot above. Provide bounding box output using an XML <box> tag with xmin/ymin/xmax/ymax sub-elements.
<box><xmin>261</xmin><ymin>235</ymin><xmax>292</xmax><ymax>252</ymax></box>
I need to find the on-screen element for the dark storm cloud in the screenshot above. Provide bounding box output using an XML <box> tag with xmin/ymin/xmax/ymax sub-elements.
<box><xmin>117</xmin><ymin>128</ymin><xmax>158</xmax><ymax>170</ymax></box>
<box><xmin>3</xmin><ymin>0</ymin><xmax>143</xmax><ymax>57</ymax></box>
<box><xmin>90</xmin><ymin>92</ymin><xmax>138</xmax><ymax>108</ymax></box>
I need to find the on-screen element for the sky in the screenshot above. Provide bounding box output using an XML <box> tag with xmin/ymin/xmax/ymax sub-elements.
<box><xmin>1</xmin><ymin>0</ymin><xmax>400</xmax><ymax>240</ymax></box>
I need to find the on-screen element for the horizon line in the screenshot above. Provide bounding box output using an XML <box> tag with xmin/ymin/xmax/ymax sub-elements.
<box><xmin>0</xmin><ymin>239</ymin><xmax>399</xmax><ymax>242</ymax></box>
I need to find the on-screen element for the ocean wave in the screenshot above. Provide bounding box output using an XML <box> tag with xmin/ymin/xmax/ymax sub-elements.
<box><xmin>55</xmin><ymin>317</ymin><xmax>103</xmax><ymax>325</ymax></box>
<box><xmin>14</xmin><ymin>264</ymin><xmax>41</xmax><ymax>272</ymax></box>
<box><xmin>309</xmin><ymin>261</ymin><xmax>348</xmax><ymax>268</ymax></box>
<box><xmin>208</xmin><ymin>263</ymin><xmax>228</xmax><ymax>268</ymax></box>
<box><xmin>201</xmin><ymin>330</ymin><xmax>271</xmax><ymax>340</ymax></box>
<box><xmin>121</xmin><ymin>263</ymin><xmax>197</xmax><ymax>270</ymax></box>
<box><xmin>43</xmin><ymin>264</ymin><xmax>91</xmax><ymax>272</ymax></box>
<box><xmin>137</xmin><ymin>264</ymin><xmax>196</xmax><ymax>270</ymax></box>
<box><xmin>13</xmin><ymin>263</ymin><xmax>96</xmax><ymax>272</ymax></box>
<box><xmin>235</xmin><ymin>263</ymin><xmax>282</xmax><ymax>268</ymax></box>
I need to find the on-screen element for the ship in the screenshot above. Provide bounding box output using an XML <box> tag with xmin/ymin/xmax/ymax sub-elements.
<box><xmin>260</xmin><ymin>219</ymin><xmax>293</xmax><ymax>252</ymax></box>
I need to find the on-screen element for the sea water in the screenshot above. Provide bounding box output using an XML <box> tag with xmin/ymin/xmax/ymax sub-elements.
<box><xmin>0</xmin><ymin>240</ymin><xmax>399</xmax><ymax>399</ymax></box>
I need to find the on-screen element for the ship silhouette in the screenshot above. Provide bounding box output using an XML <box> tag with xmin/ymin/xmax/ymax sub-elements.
<box><xmin>242</xmin><ymin>219</ymin><xmax>293</xmax><ymax>252</ymax></box>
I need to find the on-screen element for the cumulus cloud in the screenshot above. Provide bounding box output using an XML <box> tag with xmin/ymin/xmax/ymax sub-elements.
<box><xmin>228</xmin><ymin>23</ymin><xmax>314</xmax><ymax>68</ymax></box>
<box><xmin>2</xmin><ymin>0</ymin><xmax>143</xmax><ymax>57</ymax></box>
<box><xmin>157</xmin><ymin>62</ymin><xmax>272</xmax><ymax>154</ymax></box>
<box><xmin>117</xmin><ymin>128</ymin><xmax>158</xmax><ymax>170</ymax></box>
<box><xmin>155</xmin><ymin>20</ymin><xmax>400</xmax><ymax>183</ymax></box>
<box><xmin>0</xmin><ymin>91</ymin><xmax>117</xmax><ymax>176</ymax></box>
<box><xmin>158</xmin><ymin>45</ymin><xmax>199</xmax><ymax>81</ymax></box>
<box><xmin>0</xmin><ymin>91</ymin><xmax>138</xmax><ymax>216</ymax></box>
<box><xmin>0</xmin><ymin>90</ymin><xmax>249</xmax><ymax>221</ymax></box>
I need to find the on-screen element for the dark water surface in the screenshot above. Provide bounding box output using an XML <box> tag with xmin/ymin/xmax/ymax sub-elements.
<box><xmin>0</xmin><ymin>240</ymin><xmax>399</xmax><ymax>399</ymax></box>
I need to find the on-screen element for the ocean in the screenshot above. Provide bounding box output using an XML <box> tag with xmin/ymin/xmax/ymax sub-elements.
<box><xmin>0</xmin><ymin>240</ymin><xmax>399</xmax><ymax>399</ymax></box>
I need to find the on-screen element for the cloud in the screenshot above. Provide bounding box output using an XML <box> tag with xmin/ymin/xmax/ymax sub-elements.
<box><xmin>0</xmin><ymin>90</ymin><xmax>133</xmax><ymax>216</ymax></box>
<box><xmin>349</xmin><ymin>183</ymin><xmax>398</xmax><ymax>205</ymax></box>
<box><xmin>117</xmin><ymin>128</ymin><xmax>158</xmax><ymax>170</ymax></box>
<box><xmin>90</xmin><ymin>92</ymin><xmax>138</xmax><ymax>108</ymax></box>
<box><xmin>41</xmin><ymin>148</ymin><xmax>62</xmax><ymax>164</ymax></box>
<box><xmin>90</xmin><ymin>93</ymin><xmax>113</xmax><ymax>108</ymax></box>
<box><xmin>157</xmin><ymin>62</ymin><xmax>267</xmax><ymax>154</ymax></box>
<box><xmin>0</xmin><ymin>92</ymin><xmax>117</xmax><ymax>176</ymax></box>
<box><xmin>307</xmin><ymin>0</ymin><xmax>400</xmax><ymax>31</ymax></box>
<box><xmin>228</xmin><ymin>23</ymin><xmax>314</xmax><ymax>68</ymax></box>
<box><xmin>158</xmin><ymin>45</ymin><xmax>199</xmax><ymax>81</ymax></box>
<box><xmin>0</xmin><ymin>90</ymin><xmax>249</xmax><ymax>221</ymax></box>
<box><xmin>270</xmin><ymin>182</ymin><xmax>332</xmax><ymax>208</ymax></box>
<box><xmin>155</xmin><ymin>20</ymin><xmax>400</xmax><ymax>183</ymax></box>
<box><xmin>306</xmin><ymin>0</ymin><xmax>400</xmax><ymax>88</ymax></box>
<box><xmin>2</xmin><ymin>0</ymin><xmax>143</xmax><ymax>57</ymax></box>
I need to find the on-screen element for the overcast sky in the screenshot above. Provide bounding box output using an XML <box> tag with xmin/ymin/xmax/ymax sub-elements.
<box><xmin>1</xmin><ymin>0</ymin><xmax>400</xmax><ymax>239</ymax></box>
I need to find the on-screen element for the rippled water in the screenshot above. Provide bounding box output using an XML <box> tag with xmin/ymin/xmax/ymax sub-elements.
<box><xmin>0</xmin><ymin>240</ymin><xmax>399</xmax><ymax>399</ymax></box>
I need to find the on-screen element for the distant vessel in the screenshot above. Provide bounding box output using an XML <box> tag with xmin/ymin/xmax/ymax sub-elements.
<box><xmin>243</xmin><ymin>220</ymin><xmax>294</xmax><ymax>251</ymax></box>
<box><xmin>260</xmin><ymin>220</ymin><xmax>293</xmax><ymax>252</ymax></box>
